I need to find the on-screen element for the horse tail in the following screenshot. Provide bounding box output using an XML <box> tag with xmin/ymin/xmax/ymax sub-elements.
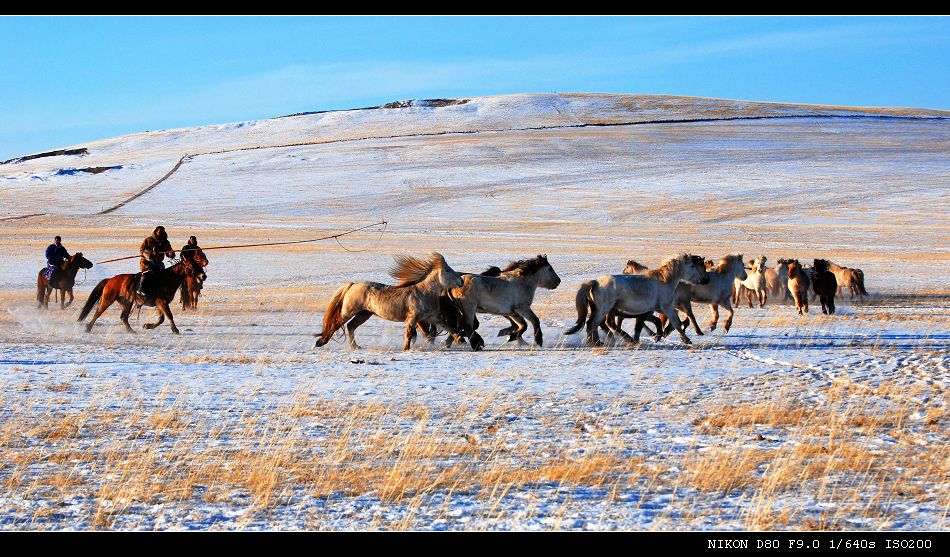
<box><xmin>36</xmin><ymin>270</ymin><xmax>46</xmax><ymax>305</ymax></box>
<box><xmin>855</xmin><ymin>269</ymin><xmax>868</xmax><ymax>296</ymax></box>
<box><xmin>77</xmin><ymin>279</ymin><xmax>108</xmax><ymax>321</ymax></box>
<box><xmin>314</xmin><ymin>283</ymin><xmax>352</xmax><ymax>347</ymax></box>
<box><xmin>565</xmin><ymin>280</ymin><xmax>598</xmax><ymax>335</ymax></box>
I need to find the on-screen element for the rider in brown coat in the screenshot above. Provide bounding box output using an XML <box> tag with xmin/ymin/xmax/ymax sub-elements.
<box><xmin>138</xmin><ymin>226</ymin><xmax>175</xmax><ymax>301</ymax></box>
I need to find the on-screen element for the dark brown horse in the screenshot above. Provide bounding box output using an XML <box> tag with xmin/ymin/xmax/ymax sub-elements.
<box><xmin>180</xmin><ymin>248</ymin><xmax>209</xmax><ymax>310</ymax></box>
<box><xmin>36</xmin><ymin>253</ymin><xmax>93</xmax><ymax>309</ymax></box>
<box><xmin>77</xmin><ymin>252</ymin><xmax>208</xmax><ymax>334</ymax></box>
<box><xmin>811</xmin><ymin>259</ymin><xmax>838</xmax><ymax>315</ymax></box>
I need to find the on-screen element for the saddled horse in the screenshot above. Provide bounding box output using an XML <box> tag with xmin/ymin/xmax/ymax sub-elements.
<box><xmin>672</xmin><ymin>254</ymin><xmax>747</xmax><ymax>334</ymax></box>
<box><xmin>826</xmin><ymin>261</ymin><xmax>868</xmax><ymax>301</ymax></box>
<box><xmin>566</xmin><ymin>254</ymin><xmax>708</xmax><ymax>346</ymax></box>
<box><xmin>77</xmin><ymin>251</ymin><xmax>208</xmax><ymax>334</ymax></box>
<box><xmin>36</xmin><ymin>253</ymin><xmax>93</xmax><ymax>309</ymax></box>
<box><xmin>180</xmin><ymin>248</ymin><xmax>209</xmax><ymax>310</ymax></box>
<box><xmin>444</xmin><ymin>255</ymin><xmax>561</xmax><ymax>350</ymax></box>
<box><xmin>733</xmin><ymin>255</ymin><xmax>768</xmax><ymax>308</ymax></box>
<box><xmin>314</xmin><ymin>253</ymin><xmax>464</xmax><ymax>351</ymax></box>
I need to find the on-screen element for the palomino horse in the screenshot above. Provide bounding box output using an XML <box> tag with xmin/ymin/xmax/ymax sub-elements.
<box><xmin>314</xmin><ymin>253</ymin><xmax>464</xmax><ymax>351</ymax></box>
<box><xmin>445</xmin><ymin>255</ymin><xmax>561</xmax><ymax>350</ymax></box>
<box><xmin>826</xmin><ymin>261</ymin><xmax>868</xmax><ymax>301</ymax></box>
<box><xmin>77</xmin><ymin>252</ymin><xmax>208</xmax><ymax>334</ymax></box>
<box><xmin>811</xmin><ymin>259</ymin><xmax>838</xmax><ymax>315</ymax></box>
<box><xmin>36</xmin><ymin>253</ymin><xmax>93</xmax><ymax>309</ymax></box>
<box><xmin>787</xmin><ymin>259</ymin><xmax>811</xmax><ymax>315</ymax></box>
<box><xmin>180</xmin><ymin>249</ymin><xmax>209</xmax><ymax>310</ymax></box>
<box><xmin>566</xmin><ymin>254</ymin><xmax>708</xmax><ymax>346</ymax></box>
<box><xmin>734</xmin><ymin>256</ymin><xmax>768</xmax><ymax>308</ymax></box>
<box><xmin>677</xmin><ymin>254</ymin><xmax>747</xmax><ymax>333</ymax></box>
<box><xmin>765</xmin><ymin>259</ymin><xmax>789</xmax><ymax>301</ymax></box>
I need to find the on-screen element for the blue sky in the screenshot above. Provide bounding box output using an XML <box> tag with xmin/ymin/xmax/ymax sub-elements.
<box><xmin>1</xmin><ymin>16</ymin><xmax>948</xmax><ymax>160</ymax></box>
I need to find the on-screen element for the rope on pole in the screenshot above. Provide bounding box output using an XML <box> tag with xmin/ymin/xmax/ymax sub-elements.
<box><xmin>94</xmin><ymin>221</ymin><xmax>388</xmax><ymax>265</ymax></box>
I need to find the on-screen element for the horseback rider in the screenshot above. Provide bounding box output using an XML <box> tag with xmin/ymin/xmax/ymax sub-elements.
<box><xmin>45</xmin><ymin>236</ymin><xmax>70</xmax><ymax>282</ymax></box>
<box><xmin>137</xmin><ymin>226</ymin><xmax>175</xmax><ymax>302</ymax></box>
<box><xmin>180</xmin><ymin>235</ymin><xmax>201</xmax><ymax>266</ymax></box>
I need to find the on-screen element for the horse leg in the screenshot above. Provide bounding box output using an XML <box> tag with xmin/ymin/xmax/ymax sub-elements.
<box><xmin>498</xmin><ymin>315</ymin><xmax>518</xmax><ymax>338</ymax></box>
<box><xmin>514</xmin><ymin>308</ymin><xmax>543</xmax><ymax>347</ymax></box>
<box><xmin>661</xmin><ymin>304</ymin><xmax>691</xmax><ymax>345</ymax></box>
<box><xmin>85</xmin><ymin>289</ymin><xmax>118</xmax><ymax>333</ymax></box>
<box><xmin>507</xmin><ymin>314</ymin><xmax>529</xmax><ymax>346</ymax></box>
<box><xmin>607</xmin><ymin>314</ymin><xmax>638</xmax><ymax>345</ymax></box>
<box><xmin>746</xmin><ymin>288</ymin><xmax>754</xmax><ymax>308</ymax></box>
<box><xmin>585</xmin><ymin>304</ymin><xmax>607</xmax><ymax>347</ymax></box>
<box><xmin>722</xmin><ymin>300</ymin><xmax>736</xmax><ymax>332</ymax></box>
<box><xmin>119</xmin><ymin>300</ymin><xmax>136</xmax><ymax>333</ymax></box>
<box><xmin>708</xmin><ymin>304</ymin><xmax>720</xmax><ymax>331</ymax></box>
<box><xmin>143</xmin><ymin>310</ymin><xmax>165</xmax><ymax>330</ymax></box>
<box><xmin>403</xmin><ymin>317</ymin><xmax>418</xmax><ymax>351</ymax></box>
<box><xmin>345</xmin><ymin>310</ymin><xmax>373</xmax><ymax>350</ymax></box>
<box><xmin>155</xmin><ymin>299</ymin><xmax>180</xmax><ymax>334</ymax></box>
<box><xmin>64</xmin><ymin>289</ymin><xmax>74</xmax><ymax>309</ymax></box>
<box><xmin>683</xmin><ymin>302</ymin><xmax>703</xmax><ymax>336</ymax></box>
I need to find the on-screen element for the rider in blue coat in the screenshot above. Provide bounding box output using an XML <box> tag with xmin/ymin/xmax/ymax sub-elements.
<box><xmin>45</xmin><ymin>236</ymin><xmax>70</xmax><ymax>281</ymax></box>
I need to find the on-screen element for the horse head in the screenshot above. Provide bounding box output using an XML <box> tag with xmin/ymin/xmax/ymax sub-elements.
<box><xmin>623</xmin><ymin>260</ymin><xmax>648</xmax><ymax>275</ymax></box>
<box><xmin>722</xmin><ymin>254</ymin><xmax>747</xmax><ymax>281</ymax></box>
<box><xmin>536</xmin><ymin>255</ymin><xmax>561</xmax><ymax>289</ymax></box>
<box><xmin>684</xmin><ymin>254</ymin><xmax>710</xmax><ymax>285</ymax></box>
<box><xmin>432</xmin><ymin>253</ymin><xmax>463</xmax><ymax>290</ymax></box>
<box><xmin>72</xmin><ymin>253</ymin><xmax>94</xmax><ymax>270</ymax></box>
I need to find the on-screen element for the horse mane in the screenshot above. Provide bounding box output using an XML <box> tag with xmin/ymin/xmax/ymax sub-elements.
<box><xmin>480</xmin><ymin>266</ymin><xmax>502</xmax><ymax>277</ymax></box>
<box><xmin>389</xmin><ymin>253</ymin><xmax>443</xmax><ymax>287</ymax></box>
<box><xmin>644</xmin><ymin>256</ymin><xmax>683</xmax><ymax>282</ymax></box>
<box><xmin>813</xmin><ymin>259</ymin><xmax>829</xmax><ymax>273</ymax></box>
<box><xmin>625</xmin><ymin>260</ymin><xmax>649</xmax><ymax>273</ymax></box>
<box><xmin>501</xmin><ymin>255</ymin><xmax>549</xmax><ymax>276</ymax></box>
<box><xmin>713</xmin><ymin>254</ymin><xmax>743</xmax><ymax>273</ymax></box>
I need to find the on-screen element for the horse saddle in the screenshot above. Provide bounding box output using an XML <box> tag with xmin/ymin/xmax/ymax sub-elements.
<box><xmin>134</xmin><ymin>273</ymin><xmax>156</xmax><ymax>307</ymax></box>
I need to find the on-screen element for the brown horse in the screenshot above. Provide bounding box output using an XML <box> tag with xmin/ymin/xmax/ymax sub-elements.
<box><xmin>787</xmin><ymin>259</ymin><xmax>811</xmax><ymax>315</ymax></box>
<box><xmin>36</xmin><ymin>253</ymin><xmax>94</xmax><ymax>309</ymax></box>
<box><xmin>77</xmin><ymin>252</ymin><xmax>208</xmax><ymax>334</ymax></box>
<box><xmin>826</xmin><ymin>261</ymin><xmax>868</xmax><ymax>301</ymax></box>
<box><xmin>180</xmin><ymin>249</ymin><xmax>209</xmax><ymax>310</ymax></box>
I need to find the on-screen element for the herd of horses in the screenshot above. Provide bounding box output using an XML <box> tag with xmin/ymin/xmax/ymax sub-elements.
<box><xmin>35</xmin><ymin>248</ymin><xmax>868</xmax><ymax>350</ymax></box>
<box><xmin>311</xmin><ymin>252</ymin><xmax>868</xmax><ymax>351</ymax></box>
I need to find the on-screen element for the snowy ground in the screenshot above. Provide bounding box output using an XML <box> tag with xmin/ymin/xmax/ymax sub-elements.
<box><xmin>0</xmin><ymin>94</ymin><xmax>947</xmax><ymax>530</ymax></box>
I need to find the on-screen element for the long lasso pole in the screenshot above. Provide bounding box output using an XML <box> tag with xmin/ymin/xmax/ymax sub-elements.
<box><xmin>94</xmin><ymin>221</ymin><xmax>388</xmax><ymax>265</ymax></box>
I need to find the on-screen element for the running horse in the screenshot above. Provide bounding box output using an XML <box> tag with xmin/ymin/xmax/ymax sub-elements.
<box><xmin>77</xmin><ymin>251</ymin><xmax>208</xmax><ymax>334</ymax></box>
<box><xmin>36</xmin><ymin>253</ymin><xmax>94</xmax><ymax>309</ymax></box>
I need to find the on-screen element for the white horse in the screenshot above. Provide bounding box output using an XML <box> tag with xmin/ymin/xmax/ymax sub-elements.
<box><xmin>734</xmin><ymin>255</ymin><xmax>768</xmax><ymax>308</ymax></box>
<box><xmin>765</xmin><ymin>259</ymin><xmax>789</xmax><ymax>301</ymax></box>
<box><xmin>565</xmin><ymin>254</ymin><xmax>708</xmax><ymax>346</ymax></box>
<box><xmin>446</xmin><ymin>255</ymin><xmax>561</xmax><ymax>349</ymax></box>
<box><xmin>681</xmin><ymin>254</ymin><xmax>747</xmax><ymax>333</ymax></box>
<box><xmin>314</xmin><ymin>253</ymin><xmax>464</xmax><ymax>351</ymax></box>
